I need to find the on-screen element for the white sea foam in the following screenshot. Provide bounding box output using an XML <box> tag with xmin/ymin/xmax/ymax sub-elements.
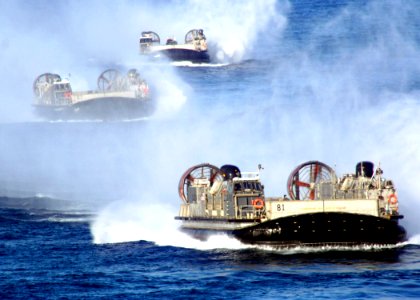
<box><xmin>170</xmin><ymin>61</ymin><xmax>229</xmax><ymax>68</ymax></box>
<box><xmin>406</xmin><ymin>234</ymin><xmax>420</xmax><ymax>245</ymax></box>
<box><xmin>90</xmin><ymin>200</ymin><xmax>245</xmax><ymax>249</ymax></box>
<box><xmin>255</xmin><ymin>243</ymin><xmax>403</xmax><ymax>255</ymax></box>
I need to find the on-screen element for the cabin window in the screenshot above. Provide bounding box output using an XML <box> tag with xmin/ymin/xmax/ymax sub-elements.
<box><xmin>187</xmin><ymin>186</ymin><xmax>198</xmax><ymax>203</ymax></box>
<box><xmin>55</xmin><ymin>84</ymin><xmax>70</xmax><ymax>92</ymax></box>
<box><xmin>234</xmin><ymin>182</ymin><xmax>263</xmax><ymax>192</ymax></box>
<box><xmin>237</xmin><ymin>196</ymin><xmax>254</xmax><ymax>207</ymax></box>
<box><xmin>140</xmin><ymin>38</ymin><xmax>153</xmax><ymax>44</ymax></box>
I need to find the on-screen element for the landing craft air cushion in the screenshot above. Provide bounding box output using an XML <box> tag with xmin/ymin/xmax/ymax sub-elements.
<box><xmin>139</xmin><ymin>29</ymin><xmax>210</xmax><ymax>63</ymax></box>
<box><xmin>33</xmin><ymin>69</ymin><xmax>154</xmax><ymax>121</ymax></box>
<box><xmin>175</xmin><ymin>161</ymin><xmax>407</xmax><ymax>247</ymax></box>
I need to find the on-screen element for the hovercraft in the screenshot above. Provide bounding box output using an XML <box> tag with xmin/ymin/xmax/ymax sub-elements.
<box><xmin>33</xmin><ymin>68</ymin><xmax>154</xmax><ymax>121</ymax></box>
<box><xmin>139</xmin><ymin>29</ymin><xmax>210</xmax><ymax>63</ymax></box>
<box><xmin>175</xmin><ymin>161</ymin><xmax>407</xmax><ymax>247</ymax></box>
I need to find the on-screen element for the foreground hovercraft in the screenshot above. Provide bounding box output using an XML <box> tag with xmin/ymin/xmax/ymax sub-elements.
<box><xmin>139</xmin><ymin>29</ymin><xmax>210</xmax><ymax>63</ymax></box>
<box><xmin>175</xmin><ymin>161</ymin><xmax>407</xmax><ymax>247</ymax></box>
<box><xmin>33</xmin><ymin>68</ymin><xmax>154</xmax><ymax>121</ymax></box>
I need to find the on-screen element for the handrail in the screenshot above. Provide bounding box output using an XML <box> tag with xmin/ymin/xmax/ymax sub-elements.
<box><xmin>237</xmin><ymin>204</ymin><xmax>265</xmax><ymax>219</ymax></box>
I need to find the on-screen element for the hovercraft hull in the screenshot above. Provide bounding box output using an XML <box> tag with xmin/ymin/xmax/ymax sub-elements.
<box><xmin>34</xmin><ymin>97</ymin><xmax>155</xmax><ymax>121</ymax></box>
<box><xmin>155</xmin><ymin>48</ymin><xmax>210</xmax><ymax>63</ymax></box>
<box><xmin>178</xmin><ymin>212</ymin><xmax>407</xmax><ymax>247</ymax></box>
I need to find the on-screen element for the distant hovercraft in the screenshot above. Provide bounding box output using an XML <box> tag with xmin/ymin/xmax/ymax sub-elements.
<box><xmin>33</xmin><ymin>69</ymin><xmax>154</xmax><ymax>121</ymax></box>
<box><xmin>139</xmin><ymin>29</ymin><xmax>210</xmax><ymax>63</ymax></box>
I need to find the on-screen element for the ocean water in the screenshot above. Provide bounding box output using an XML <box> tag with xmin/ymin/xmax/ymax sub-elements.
<box><xmin>1</xmin><ymin>0</ymin><xmax>420</xmax><ymax>299</ymax></box>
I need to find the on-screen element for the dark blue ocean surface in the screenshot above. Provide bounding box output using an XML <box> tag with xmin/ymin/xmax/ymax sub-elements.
<box><xmin>1</xmin><ymin>0</ymin><xmax>420</xmax><ymax>299</ymax></box>
<box><xmin>0</xmin><ymin>207</ymin><xmax>419</xmax><ymax>299</ymax></box>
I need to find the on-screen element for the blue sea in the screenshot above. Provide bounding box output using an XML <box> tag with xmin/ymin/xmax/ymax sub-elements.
<box><xmin>1</xmin><ymin>0</ymin><xmax>420</xmax><ymax>299</ymax></box>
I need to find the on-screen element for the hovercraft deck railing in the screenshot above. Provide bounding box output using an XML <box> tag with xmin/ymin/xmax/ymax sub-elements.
<box><xmin>179</xmin><ymin>203</ymin><xmax>265</xmax><ymax>220</ymax></box>
<box><xmin>238</xmin><ymin>205</ymin><xmax>265</xmax><ymax>219</ymax></box>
